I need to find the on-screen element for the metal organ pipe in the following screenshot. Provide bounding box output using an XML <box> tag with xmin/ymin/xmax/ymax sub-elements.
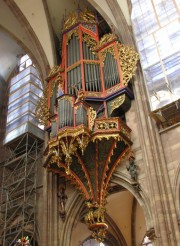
<box><xmin>67</xmin><ymin>35</ymin><xmax>81</xmax><ymax>94</ymax></box>
<box><xmin>109</xmin><ymin>54</ymin><xmax>114</xmax><ymax>88</ymax></box>
<box><xmin>103</xmin><ymin>53</ymin><xmax>120</xmax><ymax>89</ymax></box>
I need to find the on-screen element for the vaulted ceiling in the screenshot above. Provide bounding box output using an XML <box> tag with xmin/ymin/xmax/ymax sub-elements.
<box><xmin>0</xmin><ymin>0</ymin><xmax>131</xmax><ymax>82</ymax></box>
<box><xmin>0</xmin><ymin>31</ymin><xmax>23</xmax><ymax>81</ymax></box>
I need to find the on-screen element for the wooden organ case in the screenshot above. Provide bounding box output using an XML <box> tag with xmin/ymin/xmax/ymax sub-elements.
<box><xmin>38</xmin><ymin>8</ymin><xmax>139</xmax><ymax>242</ymax></box>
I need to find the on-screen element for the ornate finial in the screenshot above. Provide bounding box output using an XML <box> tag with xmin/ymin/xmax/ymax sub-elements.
<box><xmin>63</xmin><ymin>8</ymin><xmax>96</xmax><ymax>31</ymax></box>
<box><xmin>84</xmin><ymin>202</ymin><xmax>108</xmax><ymax>243</ymax></box>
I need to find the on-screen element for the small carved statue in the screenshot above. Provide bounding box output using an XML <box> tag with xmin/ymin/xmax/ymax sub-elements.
<box><xmin>72</xmin><ymin>85</ymin><xmax>85</xmax><ymax>103</ymax></box>
<box><xmin>127</xmin><ymin>156</ymin><xmax>137</xmax><ymax>181</ymax></box>
<box><xmin>58</xmin><ymin>185</ymin><xmax>67</xmax><ymax>221</ymax></box>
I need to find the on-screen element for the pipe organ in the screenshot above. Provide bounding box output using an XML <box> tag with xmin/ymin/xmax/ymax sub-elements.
<box><xmin>37</xmin><ymin>8</ymin><xmax>139</xmax><ymax>242</ymax></box>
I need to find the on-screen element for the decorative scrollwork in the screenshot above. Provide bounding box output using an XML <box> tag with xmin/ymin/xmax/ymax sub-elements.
<box><xmin>63</xmin><ymin>12</ymin><xmax>78</xmax><ymax>31</ymax></box>
<box><xmin>80</xmin><ymin>8</ymin><xmax>96</xmax><ymax>23</ymax></box>
<box><xmin>110</xmin><ymin>94</ymin><xmax>125</xmax><ymax>114</ymax></box>
<box><xmin>59</xmin><ymin>137</ymin><xmax>78</xmax><ymax>173</ymax></box>
<box><xmin>94</xmin><ymin>33</ymin><xmax>117</xmax><ymax>51</ymax></box>
<box><xmin>117</xmin><ymin>43</ymin><xmax>139</xmax><ymax>85</ymax></box>
<box><xmin>50</xmin><ymin>74</ymin><xmax>63</xmax><ymax>96</ymax></box>
<box><xmin>82</xmin><ymin>33</ymin><xmax>97</xmax><ymax>55</ymax></box>
<box><xmin>35</xmin><ymin>89</ymin><xmax>50</xmax><ymax>126</ymax></box>
<box><xmin>63</xmin><ymin>9</ymin><xmax>96</xmax><ymax>32</ymax></box>
<box><xmin>97</xmin><ymin>122</ymin><xmax>117</xmax><ymax>130</ymax></box>
<box><xmin>66</xmin><ymin>28</ymin><xmax>79</xmax><ymax>44</ymax></box>
<box><xmin>47</xmin><ymin>65</ymin><xmax>62</xmax><ymax>80</ymax></box>
<box><xmin>76</xmin><ymin>134</ymin><xmax>90</xmax><ymax>155</ymax></box>
<box><xmin>101</xmin><ymin>45</ymin><xmax>116</xmax><ymax>65</ymax></box>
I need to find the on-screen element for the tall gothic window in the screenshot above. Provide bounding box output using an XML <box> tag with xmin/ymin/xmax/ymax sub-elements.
<box><xmin>5</xmin><ymin>54</ymin><xmax>43</xmax><ymax>143</ymax></box>
<box><xmin>131</xmin><ymin>0</ymin><xmax>180</xmax><ymax>111</ymax></box>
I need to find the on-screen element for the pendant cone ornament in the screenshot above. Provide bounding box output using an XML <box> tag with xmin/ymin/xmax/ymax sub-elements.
<box><xmin>40</xmin><ymin>7</ymin><xmax>139</xmax><ymax>242</ymax></box>
<box><xmin>44</xmin><ymin>119</ymin><xmax>131</xmax><ymax>241</ymax></box>
<box><xmin>85</xmin><ymin>201</ymin><xmax>108</xmax><ymax>242</ymax></box>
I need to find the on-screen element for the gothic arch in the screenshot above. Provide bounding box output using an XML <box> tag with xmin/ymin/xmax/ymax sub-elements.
<box><xmin>59</xmin><ymin>173</ymin><xmax>153</xmax><ymax>246</ymax></box>
<box><xmin>0</xmin><ymin>25</ymin><xmax>45</xmax><ymax>85</ymax></box>
<box><xmin>1</xmin><ymin>0</ymin><xmax>51</xmax><ymax>80</ymax></box>
<box><xmin>59</xmin><ymin>192</ymin><xmax>84</xmax><ymax>246</ymax></box>
<box><xmin>112</xmin><ymin>172</ymin><xmax>153</xmax><ymax>230</ymax></box>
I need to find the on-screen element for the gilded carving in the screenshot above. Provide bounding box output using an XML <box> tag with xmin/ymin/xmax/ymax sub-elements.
<box><xmin>50</xmin><ymin>74</ymin><xmax>63</xmax><ymax>96</ymax></box>
<box><xmin>86</xmin><ymin>92</ymin><xmax>102</xmax><ymax>97</ymax></box>
<box><xmin>76</xmin><ymin>134</ymin><xmax>90</xmax><ymax>155</ymax></box>
<box><xmin>80</xmin><ymin>8</ymin><xmax>96</xmax><ymax>23</ymax></box>
<box><xmin>82</xmin><ymin>33</ymin><xmax>97</xmax><ymax>54</ymax></box>
<box><xmin>84</xmin><ymin>202</ymin><xmax>108</xmax><ymax>242</ymax></box>
<box><xmin>66</xmin><ymin>28</ymin><xmax>79</xmax><ymax>44</ymax></box>
<box><xmin>63</xmin><ymin>9</ymin><xmax>96</xmax><ymax>32</ymax></box>
<box><xmin>58</xmin><ymin>95</ymin><xmax>73</xmax><ymax>103</ymax></box>
<box><xmin>89</xmin><ymin>107</ymin><xmax>97</xmax><ymax>131</ymax></box>
<box><xmin>35</xmin><ymin>89</ymin><xmax>50</xmax><ymax>126</ymax></box>
<box><xmin>59</xmin><ymin>137</ymin><xmax>78</xmax><ymax>169</ymax></box>
<box><xmin>110</xmin><ymin>94</ymin><xmax>125</xmax><ymax>114</ymax></box>
<box><xmin>106</xmin><ymin>85</ymin><xmax>121</xmax><ymax>95</ymax></box>
<box><xmin>94</xmin><ymin>33</ymin><xmax>117</xmax><ymax>51</ymax></box>
<box><xmin>66</xmin><ymin>61</ymin><xmax>81</xmax><ymax>72</ymax></box>
<box><xmin>117</xmin><ymin>43</ymin><xmax>139</xmax><ymax>86</ymax></box>
<box><xmin>63</xmin><ymin>12</ymin><xmax>78</xmax><ymax>31</ymax></box>
<box><xmin>101</xmin><ymin>45</ymin><xmax>116</xmax><ymax>66</ymax></box>
<box><xmin>47</xmin><ymin>65</ymin><xmax>62</xmax><ymax>80</ymax></box>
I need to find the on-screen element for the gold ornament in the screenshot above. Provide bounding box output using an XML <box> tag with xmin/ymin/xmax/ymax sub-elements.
<box><xmin>35</xmin><ymin>89</ymin><xmax>50</xmax><ymax>126</ymax></box>
<box><xmin>110</xmin><ymin>94</ymin><xmax>125</xmax><ymax>114</ymax></box>
<box><xmin>94</xmin><ymin>33</ymin><xmax>117</xmax><ymax>51</ymax></box>
<box><xmin>117</xmin><ymin>43</ymin><xmax>139</xmax><ymax>85</ymax></box>
<box><xmin>89</xmin><ymin>107</ymin><xmax>97</xmax><ymax>131</ymax></box>
<box><xmin>101</xmin><ymin>45</ymin><xmax>116</xmax><ymax>66</ymax></box>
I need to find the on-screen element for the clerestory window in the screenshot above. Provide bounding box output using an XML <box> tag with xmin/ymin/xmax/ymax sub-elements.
<box><xmin>131</xmin><ymin>0</ymin><xmax>180</xmax><ymax>111</ymax></box>
<box><xmin>5</xmin><ymin>54</ymin><xmax>43</xmax><ymax>143</ymax></box>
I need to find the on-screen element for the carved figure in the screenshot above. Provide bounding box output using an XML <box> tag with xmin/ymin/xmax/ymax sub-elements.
<box><xmin>84</xmin><ymin>205</ymin><xmax>105</xmax><ymax>225</ymax></box>
<box><xmin>72</xmin><ymin>85</ymin><xmax>85</xmax><ymax>103</ymax></box>
<box><xmin>84</xmin><ymin>209</ymin><xmax>94</xmax><ymax>224</ymax></box>
<box><xmin>127</xmin><ymin>156</ymin><xmax>137</xmax><ymax>181</ymax></box>
<box><xmin>93</xmin><ymin>206</ymin><xmax>105</xmax><ymax>223</ymax></box>
<box><xmin>58</xmin><ymin>186</ymin><xmax>67</xmax><ymax>221</ymax></box>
